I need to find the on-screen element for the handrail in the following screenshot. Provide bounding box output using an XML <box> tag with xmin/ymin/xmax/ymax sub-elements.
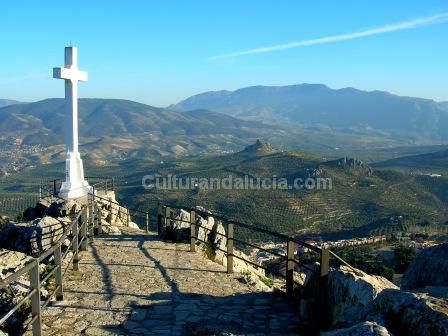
<box><xmin>158</xmin><ymin>202</ymin><xmax>313</xmax><ymax>246</ymax></box>
<box><xmin>157</xmin><ymin>203</ymin><xmax>328</xmax><ymax>298</ymax></box>
<box><xmin>158</xmin><ymin>202</ymin><xmax>359</xmax><ymax>301</ymax></box>
<box><xmin>0</xmin><ymin>205</ymin><xmax>90</xmax><ymax>336</ymax></box>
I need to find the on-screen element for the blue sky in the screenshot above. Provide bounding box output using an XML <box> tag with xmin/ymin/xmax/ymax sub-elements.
<box><xmin>1</xmin><ymin>1</ymin><xmax>447</xmax><ymax>106</ymax></box>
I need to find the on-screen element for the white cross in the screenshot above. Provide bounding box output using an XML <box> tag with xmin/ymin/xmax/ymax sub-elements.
<box><xmin>53</xmin><ymin>47</ymin><xmax>88</xmax><ymax>154</ymax></box>
<box><xmin>53</xmin><ymin>47</ymin><xmax>91</xmax><ymax>199</ymax></box>
<box><xmin>53</xmin><ymin>47</ymin><xmax>88</xmax><ymax>82</ymax></box>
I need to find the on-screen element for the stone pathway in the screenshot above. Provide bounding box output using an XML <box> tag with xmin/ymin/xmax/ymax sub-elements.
<box><xmin>28</xmin><ymin>232</ymin><xmax>301</xmax><ymax>335</ymax></box>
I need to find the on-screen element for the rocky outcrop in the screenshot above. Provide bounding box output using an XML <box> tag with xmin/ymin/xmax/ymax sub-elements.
<box><xmin>22</xmin><ymin>196</ymin><xmax>80</xmax><ymax>221</ymax></box>
<box><xmin>171</xmin><ymin>207</ymin><xmax>269</xmax><ymax>291</ymax></box>
<box><xmin>1</xmin><ymin>250</ymin><xmax>33</xmax><ymax>335</ymax></box>
<box><xmin>0</xmin><ymin>249</ymin><xmax>32</xmax><ymax>278</ymax></box>
<box><xmin>401</xmin><ymin>243</ymin><xmax>448</xmax><ymax>290</ymax></box>
<box><xmin>365</xmin><ymin>289</ymin><xmax>448</xmax><ymax>336</ymax></box>
<box><xmin>325</xmin><ymin>157</ymin><xmax>374</xmax><ymax>176</ymax></box>
<box><xmin>0</xmin><ymin>216</ymin><xmax>70</xmax><ymax>256</ymax></box>
<box><xmin>321</xmin><ymin>321</ymin><xmax>391</xmax><ymax>336</ymax></box>
<box><xmin>96</xmin><ymin>194</ymin><xmax>140</xmax><ymax>233</ymax></box>
<box><xmin>327</xmin><ymin>266</ymin><xmax>398</xmax><ymax>325</ymax></box>
<box><xmin>321</xmin><ymin>265</ymin><xmax>448</xmax><ymax>336</ymax></box>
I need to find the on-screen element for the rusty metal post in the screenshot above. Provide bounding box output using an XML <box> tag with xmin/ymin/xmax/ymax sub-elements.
<box><xmin>286</xmin><ymin>237</ymin><xmax>295</xmax><ymax>296</ymax></box>
<box><xmin>30</xmin><ymin>259</ymin><xmax>42</xmax><ymax>336</ymax></box>
<box><xmin>190</xmin><ymin>210</ymin><xmax>196</xmax><ymax>252</ymax></box>
<box><xmin>72</xmin><ymin>217</ymin><xmax>79</xmax><ymax>271</ymax></box>
<box><xmin>54</xmin><ymin>242</ymin><xmax>64</xmax><ymax>301</ymax></box>
<box><xmin>53</xmin><ymin>179</ymin><xmax>57</xmax><ymax>196</ymax></box>
<box><xmin>157</xmin><ymin>204</ymin><xmax>163</xmax><ymax>236</ymax></box>
<box><xmin>320</xmin><ymin>248</ymin><xmax>330</xmax><ymax>327</ymax></box>
<box><xmin>80</xmin><ymin>207</ymin><xmax>88</xmax><ymax>251</ymax></box>
<box><xmin>227</xmin><ymin>222</ymin><xmax>234</xmax><ymax>274</ymax></box>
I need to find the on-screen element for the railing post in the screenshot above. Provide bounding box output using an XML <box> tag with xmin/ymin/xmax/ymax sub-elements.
<box><xmin>96</xmin><ymin>204</ymin><xmax>102</xmax><ymax>234</ymax></box>
<box><xmin>146</xmin><ymin>213</ymin><xmax>149</xmax><ymax>233</ymax></box>
<box><xmin>157</xmin><ymin>204</ymin><xmax>163</xmax><ymax>236</ymax></box>
<box><xmin>54</xmin><ymin>242</ymin><xmax>64</xmax><ymax>301</ymax></box>
<box><xmin>126</xmin><ymin>208</ymin><xmax>130</xmax><ymax>227</ymax></box>
<box><xmin>72</xmin><ymin>217</ymin><xmax>79</xmax><ymax>271</ymax></box>
<box><xmin>53</xmin><ymin>179</ymin><xmax>57</xmax><ymax>196</ymax></box>
<box><xmin>30</xmin><ymin>259</ymin><xmax>42</xmax><ymax>336</ymax></box>
<box><xmin>227</xmin><ymin>222</ymin><xmax>234</xmax><ymax>274</ymax></box>
<box><xmin>39</xmin><ymin>185</ymin><xmax>42</xmax><ymax>200</ymax></box>
<box><xmin>320</xmin><ymin>248</ymin><xmax>330</xmax><ymax>327</ymax></box>
<box><xmin>88</xmin><ymin>192</ymin><xmax>94</xmax><ymax>242</ymax></box>
<box><xmin>165</xmin><ymin>206</ymin><xmax>171</xmax><ymax>238</ymax></box>
<box><xmin>286</xmin><ymin>237</ymin><xmax>295</xmax><ymax>296</ymax></box>
<box><xmin>190</xmin><ymin>210</ymin><xmax>196</xmax><ymax>252</ymax></box>
<box><xmin>80</xmin><ymin>207</ymin><xmax>88</xmax><ymax>251</ymax></box>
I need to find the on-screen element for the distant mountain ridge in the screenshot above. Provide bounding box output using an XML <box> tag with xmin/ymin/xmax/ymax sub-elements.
<box><xmin>0</xmin><ymin>99</ymin><xmax>22</xmax><ymax>108</ymax></box>
<box><xmin>171</xmin><ymin>84</ymin><xmax>448</xmax><ymax>141</ymax></box>
<box><xmin>0</xmin><ymin>98</ymin><xmax>269</xmax><ymax>145</ymax></box>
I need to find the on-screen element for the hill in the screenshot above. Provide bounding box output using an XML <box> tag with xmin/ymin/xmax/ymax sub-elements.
<box><xmin>108</xmin><ymin>141</ymin><xmax>448</xmax><ymax>241</ymax></box>
<box><xmin>171</xmin><ymin>84</ymin><xmax>448</xmax><ymax>142</ymax></box>
<box><xmin>374</xmin><ymin>149</ymin><xmax>448</xmax><ymax>174</ymax></box>
<box><xmin>0</xmin><ymin>98</ymin><xmax>270</xmax><ymax>142</ymax></box>
<box><xmin>0</xmin><ymin>98</ymin><xmax>282</xmax><ymax>165</ymax></box>
<box><xmin>1</xmin><ymin>140</ymin><xmax>447</xmax><ymax>241</ymax></box>
<box><xmin>0</xmin><ymin>99</ymin><xmax>22</xmax><ymax>108</ymax></box>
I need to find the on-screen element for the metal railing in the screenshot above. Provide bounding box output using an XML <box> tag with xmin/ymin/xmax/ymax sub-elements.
<box><xmin>156</xmin><ymin>203</ymin><xmax>361</xmax><ymax>325</ymax></box>
<box><xmin>0</xmin><ymin>206</ymin><xmax>89</xmax><ymax>336</ymax></box>
<box><xmin>156</xmin><ymin>204</ymin><xmax>331</xmax><ymax>290</ymax></box>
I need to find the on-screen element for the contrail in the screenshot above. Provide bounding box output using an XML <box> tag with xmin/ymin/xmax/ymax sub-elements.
<box><xmin>212</xmin><ymin>13</ymin><xmax>448</xmax><ymax>59</ymax></box>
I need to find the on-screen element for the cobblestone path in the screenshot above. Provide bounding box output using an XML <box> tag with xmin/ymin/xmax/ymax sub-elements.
<box><xmin>29</xmin><ymin>233</ymin><xmax>301</xmax><ymax>335</ymax></box>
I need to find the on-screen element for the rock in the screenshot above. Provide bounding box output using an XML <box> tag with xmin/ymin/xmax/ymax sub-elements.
<box><xmin>364</xmin><ymin>289</ymin><xmax>448</xmax><ymax>336</ymax></box>
<box><xmin>128</xmin><ymin>221</ymin><xmax>140</xmax><ymax>230</ymax></box>
<box><xmin>0</xmin><ymin>216</ymin><xmax>67</xmax><ymax>256</ymax></box>
<box><xmin>321</xmin><ymin>321</ymin><xmax>391</xmax><ymax>336</ymax></box>
<box><xmin>0</xmin><ymin>215</ymin><xmax>9</xmax><ymax>228</ymax></box>
<box><xmin>0</xmin><ymin>249</ymin><xmax>32</xmax><ymax>279</ymax></box>
<box><xmin>30</xmin><ymin>216</ymin><xmax>67</xmax><ymax>254</ymax></box>
<box><xmin>327</xmin><ymin>266</ymin><xmax>398</xmax><ymax>326</ymax></box>
<box><xmin>100</xmin><ymin>224</ymin><xmax>121</xmax><ymax>234</ymax></box>
<box><xmin>0</xmin><ymin>250</ymin><xmax>35</xmax><ymax>334</ymax></box>
<box><xmin>401</xmin><ymin>243</ymin><xmax>448</xmax><ymax>290</ymax></box>
<box><xmin>412</xmin><ymin>286</ymin><xmax>448</xmax><ymax>299</ymax></box>
<box><xmin>45</xmin><ymin>198</ymin><xmax>81</xmax><ymax>220</ymax></box>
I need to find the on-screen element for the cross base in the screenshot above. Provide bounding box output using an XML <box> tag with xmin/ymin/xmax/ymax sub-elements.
<box><xmin>59</xmin><ymin>151</ymin><xmax>91</xmax><ymax>199</ymax></box>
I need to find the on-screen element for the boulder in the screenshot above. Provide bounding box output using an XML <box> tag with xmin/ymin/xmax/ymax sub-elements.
<box><xmin>364</xmin><ymin>289</ymin><xmax>448</xmax><ymax>336</ymax></box>
<box><xmin>401</xmin><ymin>243</ymin><xmax>448</xmax><ymax>290</ymax></box>
<box><xmin>0</xmin><ymin>216</ymin><xmax>68</xmax><ymax>256</ymax></box>
<box><xmin>0</xmin><ymin>249</ymin><xmax>32</xmax><ymax>279</ymax></box>
<box><xmin>0</xmin><ymin>215</ymin><xmax>9</xmax><ymax>228</ymax></box>
<box><xmin>30</xmin><ymin>216</ymin><xmax>67</xmax><ymax>254</ymax></box>
<box><xmin>327</xmin><ymin>266</ymin><xmax>398</xmax><ymax>326</ymax></box>
<box><xmin>45</xmin><ymin>198</ymin><xmax>81</xmax><ymax>220</ymax></box>
<box><xmin>321</xmin><ymin>321</ymin><xmax>391</xmax><ymax>336</ymax></box>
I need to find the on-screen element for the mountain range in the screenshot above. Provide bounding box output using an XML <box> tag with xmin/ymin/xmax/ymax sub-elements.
<box><xmin>172</xmin><ymin>84</ymin><xmax>448</xmax><ymax>142</ymax></box>
<box><xmin>0</xmin><ymin>98</ymin><xmax>281</xmax><ymax>165</ymax></box>
<box><xmin>0</xmin><ymin>99</ymin><xmax>22</xmax><ymax>108</ymax></box>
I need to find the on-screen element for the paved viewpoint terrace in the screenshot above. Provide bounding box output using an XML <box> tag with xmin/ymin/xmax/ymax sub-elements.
<box><xmin>27</xmin><ymin>232</ymin><xmax>300</xmax><ymax>336</ymax></box>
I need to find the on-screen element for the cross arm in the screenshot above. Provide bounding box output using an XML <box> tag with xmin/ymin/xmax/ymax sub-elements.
<box><xmin>53</xmin><ymin>67</ymin><xmax>88</xmax><ymax>82</ymax></box>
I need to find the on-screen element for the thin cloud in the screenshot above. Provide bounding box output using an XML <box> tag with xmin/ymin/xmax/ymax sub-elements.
<box><xmin>212</xmin><ymin>13</ymin><xmax>448</xmax><ymax>59</ymax></box>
